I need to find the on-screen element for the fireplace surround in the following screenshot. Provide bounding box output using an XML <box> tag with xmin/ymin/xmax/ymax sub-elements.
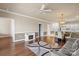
<box><xmin>25</xmin><ymin>32</ymin><xmax>35</xmax><ymax>41</ymax></box>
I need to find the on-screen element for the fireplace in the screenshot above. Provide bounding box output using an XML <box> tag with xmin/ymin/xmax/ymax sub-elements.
<box><xmin>29</xmin><ymin>35</ymin><xmax>33</xmax><ymax>40</ymax></box>
<box><xmin>25</xmin><ymin>32</ymin><xmax>35</xmax><ymax>41</ymax></box>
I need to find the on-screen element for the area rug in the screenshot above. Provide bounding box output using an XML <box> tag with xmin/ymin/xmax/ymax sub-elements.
<box><xmin>26</xmin><ymin>41</ymin><xmax>58</xmax><ymax>56</ymax></box>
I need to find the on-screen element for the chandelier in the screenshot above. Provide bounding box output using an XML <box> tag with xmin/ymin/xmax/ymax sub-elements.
<box><xmin>59</xmin><ymin>13</ymin><xmax>65</xmax><ymax>25</ymax></box>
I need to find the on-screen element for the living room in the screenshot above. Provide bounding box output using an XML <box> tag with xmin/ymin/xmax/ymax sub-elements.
<box><xmin>0</xmin><ymin>3</ymin><xmax>79</xmax><ymax>56</ymax></box>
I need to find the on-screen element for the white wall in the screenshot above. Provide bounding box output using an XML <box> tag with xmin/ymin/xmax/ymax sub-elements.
<box><xmin>0</xmin><ymin>17</ymin><xmax>11</xmax><ymax>35</ymax></box>
<box><xmin>50</xmin><ymin>23</ymin><xmax>60</xmax><ymax>31</ymax></box>
<box><xmin>15</xmin><ymin>18</ymin><xmax>47</xmax><ymax>33</ymax></box>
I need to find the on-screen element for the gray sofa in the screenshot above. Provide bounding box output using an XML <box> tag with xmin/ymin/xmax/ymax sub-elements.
<box><xmin>52</xmin><ymin>38</ymin><xmax>79</xmax><ymax>56</ymax></box>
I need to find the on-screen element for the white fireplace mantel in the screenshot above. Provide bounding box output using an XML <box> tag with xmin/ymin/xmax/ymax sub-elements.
<box><xmin>25</xmin><ymin>32</ymin><xmax>35</xmax><ymax>41</ymax></box>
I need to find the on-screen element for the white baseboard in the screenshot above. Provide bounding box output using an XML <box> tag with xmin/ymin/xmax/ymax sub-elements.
<box><xmin>0</xmin><ymin>33</ymin><xmax>11</xmax><ymax>38</ymax></box>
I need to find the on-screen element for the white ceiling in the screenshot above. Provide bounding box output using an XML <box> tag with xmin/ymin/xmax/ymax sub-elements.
<box><xmin>0</xmin><ymin>3</ymin><xmax>79</xmax><ymax>23</ymax></box>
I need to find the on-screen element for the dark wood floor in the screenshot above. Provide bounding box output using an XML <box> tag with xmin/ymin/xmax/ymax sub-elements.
<box><xmin>0</xmin><ymin>37</ymin><xmax>36</xmax><ymax>56</ymax></box>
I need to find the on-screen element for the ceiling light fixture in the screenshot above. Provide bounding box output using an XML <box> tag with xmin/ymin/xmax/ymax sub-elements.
<box><xmin>39</xmin><ymin>4</ymin><xmax>52</xmax><ymax>14</ymax></box>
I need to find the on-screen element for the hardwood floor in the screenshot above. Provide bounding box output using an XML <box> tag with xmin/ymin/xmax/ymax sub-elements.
<box><xmin>0</xmin><ymin>37</ymin><xmax>36</xmax><ymax>56</ymax></box>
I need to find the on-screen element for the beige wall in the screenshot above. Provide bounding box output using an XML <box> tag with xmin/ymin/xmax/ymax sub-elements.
<box><xmin>0</xmin><ymin>16</ymin><xmax>47</xmax><ymax>37</ymax></box>
<box><xmin>0</xmin><ymin>17</ymin><xmax>11</xmax><ymax>35</ymax></box>
<box><xmin>15</xmin><ymin>17</ymin><xmax>47</xmax><ymax>33</ymax></box>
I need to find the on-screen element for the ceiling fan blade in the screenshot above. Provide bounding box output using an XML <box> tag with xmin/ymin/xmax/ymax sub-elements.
<box><xmin>43</xmin><ymin>9</ymin><xmax>52</xmax><ymax>12</ymax></box>
<box><xmin>40</xmin><ymin>4</ymin><xmax>45</xmax><ymax>10</ymax></box>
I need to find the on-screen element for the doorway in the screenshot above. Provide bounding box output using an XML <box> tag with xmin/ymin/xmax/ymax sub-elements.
<box><xmin>0</xmin><ymin>17</ymin><xmax>12</xmax><ymax>38</ymax></box>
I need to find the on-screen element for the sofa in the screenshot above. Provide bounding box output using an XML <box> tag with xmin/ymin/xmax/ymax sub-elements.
<box><xmin>52</xmin><ymin>38</ymin><xmax>79</xmax><ymax>56</ymax></box>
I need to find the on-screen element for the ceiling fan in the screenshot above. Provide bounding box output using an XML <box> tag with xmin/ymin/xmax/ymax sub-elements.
<box><xmin>39</xmin><ymin>4</ymin><xmax>52</xmax><ymax>13</ymax></box>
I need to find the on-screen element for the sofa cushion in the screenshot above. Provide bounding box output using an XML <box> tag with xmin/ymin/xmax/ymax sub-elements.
<box><xmin>58</xmin><ymin>38</ymin><xmax>76</xmax><ymax>56</ymax></box>
<box><xmin>59</xmin><ymin>48</ymin><xmax>73</xmax><ymax>56</ymax></box>
<box><xmin>72</xmin><ymin>49</ymin><xmax>79</xmax><ymax>56</ymax></box>
<box><xmin>71</xmin><ymin>39</ymin><xmax>79</xmax><ymax>52</ymax></box>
